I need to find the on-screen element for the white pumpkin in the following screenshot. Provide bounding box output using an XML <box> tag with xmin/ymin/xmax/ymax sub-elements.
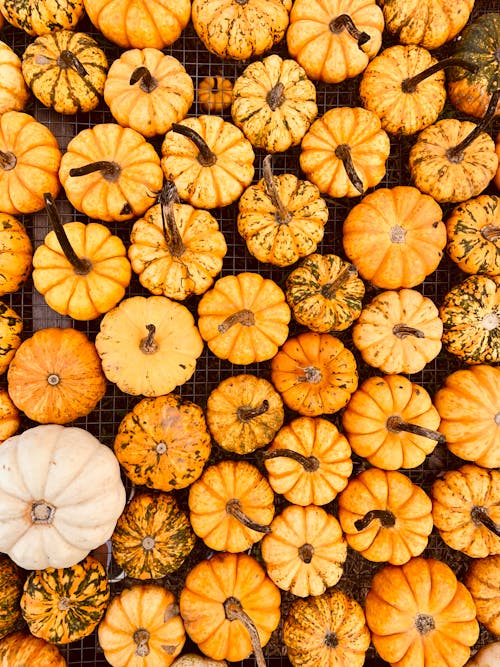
<box><xmin>0</xmin><ymin>424</ymin><xmax>126</xmax><ymax>570</ymax></box>
<box><xmin>465</xmin><ymin>643</ymin><xmax>500</xmax><ymax>667</ymax></box>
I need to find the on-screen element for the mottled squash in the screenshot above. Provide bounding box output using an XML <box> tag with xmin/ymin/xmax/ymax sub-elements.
<box><xmin>0</xmin><ymin>0</ymin><xmax>84</xmax><ymax>35</ymax></box>
<box><xmin>0</xmin><ymin>631</ymin><xmax>67</xmax><ymax>667</ymax></box>
<box><xmin>0</xmin><ymin>212</ymin><xmax>32</xmax><ymax>296</ymax></box>
<box><xmin>0</xmin><ymin>554</ymin><xmax>23</xmax><ymax>639</ymax></box>
<box><xmin>0</xmin><ymin>300</ymin><xmax>22</xmax><ymax>374</ymax></box>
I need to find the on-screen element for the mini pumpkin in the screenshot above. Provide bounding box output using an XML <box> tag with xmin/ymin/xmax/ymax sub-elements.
<box><xmin>0</xmin><ymin>40</ymin><xmax>29</xmax><ymax>113</ymax></box>
<box><xmin>0</xmin><ymin>631</ymin><xmax>66</xmax><ymax>667</ymax></box>
<box><xmin>0</xmin><ymin>389</ymin><xmax>19</xmax><ymax>443</ymax></box>
<box><xmin>270</xmin><ymin>331</ymin><xmax>358</xmax><ymax>416</ymax></box>
<box><xmin>7</xmin><ymin>327</ymin><xmax>106</xmax><ymax>425</ymax></box>
<box><xmin>464</xmin><ymin>554</ymin><xmax>500</xmax><ymax>637</ymax></box>
<box><xmin>466</xmin><ymin>643</ymin><xmax>500</xmax><ymax>667</ymax></box>
<box><xmin>104</xmin><ymin>48</ymin><xmax>194</xmax><ymax>137</ymax></box>
<box><xmin>0</xmin><ymin>300</ymin><xmax>22</xmax><ymax>374</ymax></box>
<box><xmin>0</xmin><ymin>212</ymin><xmax>32</xmax><ymax>295</ymax></box>
<box><xmin>198</xmin><ymin>76</ymin><xmax>233</xmax><ymax>112</ymax></box>
<box><xmin>0</xmin><ymin>554</ymin><xmax>23</xmax><ymax>639</ymax></box>
<box><xmin>0</xmin><ymin>0</ymin><xmax>84</xmax><ymax>35</ymax></box>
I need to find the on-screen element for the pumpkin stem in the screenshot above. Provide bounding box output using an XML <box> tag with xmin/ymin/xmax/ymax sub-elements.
<box><xmin>130</xmin><ymin>66</ymin><xmax>158</xmax><ymax>93</ymax></box>
<box><xmin>262</xmin><ymin>154</ymin><xmax>292</xmax><ymax>224</ymax></box>
<box><xmin>298</xmin><ymin>543</ymin><xmax>315</xmax><ymax>563</ymax></box>
<box><xmin>69</xmin><ymin>160</ymin><xmax>122</xmax><ymax>182</ymax></box>
<box><xmin>354</xmin><ymin>509</ymin><xmax>396</xmax><ymax>530</ymax></box>
<box><xmin>447</xmin><ymin>89</ymin><xmax>500</xmax><ymax>161</ymax></box>
<box><xmin>262</xmin><ymin>448</ymin><xmax>320</xmax><ymax>472</ymax></box>
<box><xmin>57</xmin><ymin>50</ymin><xmax>88</xmax><ymax>78</ymax></box>
<box><xmin>266</xmin><ymin>82</ymin><xmax>286</xmax><ymax>111</ymax></box>
<box><xmin>157</xmin><ymin>182</ymin><xmax>185</xmax><ymax>257</ymax></box>
<box><xmin>218</xmin><ymin>309</ymin><xmax>255</xmax><ymax>333</ymax></box>
<box><xmin>415</xmin><ymin>614</ymin><xmax>435</xmax><ymax>635</ymax></box>
<box><xmin>224</xmin><ymin>597</ymin><xmax>266</xmax><ymax>667</ymax></box>
<box><xmin>386</xmin><ymin>415</ymin><xmax>446</xmax><ymax>444</ymax></box>
<box><xmin>31</xmin><ymin>500</ymin><xmax>55</xmax><ymax>524</ymax></box>
<box><xmin>0</xmin><ymin>150</ymin><xmax>16</xmax><ymax>170</ymax></box>
<box><xmin>482</xmin><ymin>224</ymin><xmax>500</xmax><ymax>242</ymax></box>
<box><xmin>237</xmin><ymin>400</ymin><xmax>270</xmax><ymax>423</ymax></box>
<box><xmin>334</xmin><ymin>144</ymin><xmax>364</xmax><ymax>195</ymax></box>
<box><xmin>392</xmin><ymin>324</ymin><xmax>425</xmax><ymax>339</ymax></box>
<box><xmin>133</xmin><ymin>629</ymin><xmax>150</xmax><ymax>657</ymax></box>
<box><xmin>321</xmin><ymin>263</ymin><xmax>358</xmax><ymax>299</ymax></box>
<box><xmin>226</xmin><ymin>498</ymin><xmax>272</xmax><ymax>533</ymax></box>
<box><xmin>324</xmin><ymin>631</ymin><xmax>339</xmax><ymax>649</ymax></box>
<box><xmin>401</xmin><ymin>57</ymin><xmax>477</xmax><ymax>94</ymax></box>
<box><xmin>140</xmin><ymin>324</ymin><xmax>159</xmax><ymax>354</ymax></box>
<box><xmin>329</xmin><ymin>14</ymin><xmax>370</xmax><ymax>48</ymax></box>
<box><xmin>43</xmin><ymin>193</ymin><xmax>92</xmax><ymax>275</ymax></box>
<box><xmin>470</xmin><ymin>506</ymin><xmax>500</xmax><ymax>537</ymax></box>
<box><xmin>171</xmin><ymin>122</ymin><xmax>217</xmax><ymax>167</ymax></box>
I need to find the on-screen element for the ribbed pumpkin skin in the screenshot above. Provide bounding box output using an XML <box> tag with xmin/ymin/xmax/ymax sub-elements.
<box><xmin>439</xmin><ymin>275</ymin><xmax>500</xmax><ymax>364</ymax></box>
<box><xmin>0</xmin><ymin>0</ymin><xmax>84</xmax><ymax>35</ymax></box>
<box><xmin>0</xmin><ymin>213</ymin><xmax>32</xmax><ymax>296</ymax></box>
<box><xmin>112</xmin><ymin>491</ymin><xmax>196</xmax><ymax>579</ymax></box>
<box><xmin>22</xmin><ymin>30</ymin><xmax>108</xmax><ymax>115</ymax></box>
<box><xmin>198</xmin><ymin>76</ymin><xmax>233</xmax><ymax>112</ymax></box>
<box><xmin>0</xmin><ymin>301</ymin><xmax>22</xmax><ymax>374</ymax></box>
<box><xmin>464</xmin><ymin>555</ymin><xmax>500</xmax><ymax>636</ymax></box>
<box><xmin>0</xmin><ymin>388</ymin><xmax>19</xmax><ymax>443</ymax></box>
<box><xmin>283</xmin><ymin>588</ymin><xmax>371</xmax><ymax>667</ymax></box>
<box><xmin>0</xmin><ymin>554</ymin><xmax>23</xmax><ymax>639</ymax></box>
<box><xmin>0</xmin><ymin>40</ymin><xmax>29</xmax><ymax>113</ymax></box>
<box><xmin>0</xmin><ymin>631</ymin><xmax>67</xmax><ymax>667</ymax></box>
<box><xmin>21</xmin><ymin>556</ymin><xmax>110</xmax><ymax>644</ymax></box>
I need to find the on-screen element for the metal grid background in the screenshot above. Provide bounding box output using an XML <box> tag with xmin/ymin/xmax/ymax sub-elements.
<box><xmin>2</xmin><ymin>1</ymin><xmax>499</xmax><ymax>664</ymax></box>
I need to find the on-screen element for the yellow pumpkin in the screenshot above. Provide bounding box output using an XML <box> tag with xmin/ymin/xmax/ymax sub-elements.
<box><xmin>0</xmin><ymin>212</ymin><xmax>32</xmax><ymax>296</ymax></box>
<box><xmin>0</xmin><ymin>301</ymin><xmax>22</xmax><ymax>374</ymax></box>
<box><xmin>0</xmin><ymin>40</ymin><xmax>29</xmax><ymax>113</ymax></box>
<box><xmin>0</xmin><ymin>388</ymin><xmax>19</xmax><ymax>443</ymax></box>
<box><xmin>198</xmin><ymin>76</ymin><xmax>233</xmax><ymax>112</ymax></box>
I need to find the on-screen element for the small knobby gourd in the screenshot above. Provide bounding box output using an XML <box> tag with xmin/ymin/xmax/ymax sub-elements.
<box><xmin>283</xmin><ymin>588</ymin><xmax>371</xmax><ymax>667</ymax></box>
<box><xmin>0</xmin><ymin>553</ymin><xmax>23</xmax><ymax>639</ymax></box>
<box><xmin>197</xmin><ymin>272</ymin><xmax>290</xmax><ymax>365</ymax></box>
<box><xmin>205</xmin><ymin>374</ymin><xmax>284</xmax><ymax>454</ymax></box>
<box><xmin>59</xmin><ymin>123</ymin><xmax>163</xmax><ymax>222</ymax></box>
<box><xmin>270</xmin><ymin>331</ymin><xmax>358</xmax><ymax>416</ymax></box>
<box><xmin>260</xmin><ymin>504</ymin><xmax>347</xmax><ymax>597</ymax></box>
<box><xmin>98</xmin><ymin>584</ymin><xmax>186</xmax><ymax>667</ymax></box>
<box><xmin>104</xmin><ymin>48</ymin><xmax>194</xmax><ymax>137</ymax></box>
<box><xmin>21</xmin><ymin>555</ymin><xmax>110</xmax><ymax>644</ymax></box>
<box><xmin>300</xmin><ymin>106</ymin><xmax>390</xmax><ymax>198</ymax></box>
<box><xmin>7</xmin><ymin>327</ymin><xmax>106</xmax><ymax>424</ymax></box>
<box><xmin>0</xmin><ymin>424</ymin><xmax>126</xmax><ymax>570</ymax></box>
<box><xmin>465</xmin><ymin>643</ymin><xmax>500</xmax><ymax>667</ymax></box>
<box><xmin>0</xmin><ymin>0</ymin><xmax>84</xmax><ymax>35</ymax></box>
<box><xmin>114</xmin><ymin>393</ymin><xmax>211</xmax><ymax>491</ymax></box>
<box><xmin>0</xmin><ymin>300</ymin><xmax>22</xmax><ymax>374</ymax></box>
<box><xmin>338</xmin><ymin>468</ymin><xmax>434</xmax><ymax>565</ymax></box>
<box><xmin>0</xmin><ymin>631</ymin><xmax>67</xmax><ymax>667</ymax></box>
<box><xmin>343</xmin><ymin>186</ymin><xmax>445</xmax><ymax>288</ymax></box>
<box><xmin>287</xmin><ymin>0</ymin><xmax>384</xmax><ymax>84</ymax></box>
<box><xmin>191</xmin><ymin>0</ymin><xmax>291</xmax><ymax>60</ymax></box>
<box><xmin>0</xmin><ymin>212</ymin><xmax>32</xmax><ymax>295</ymax></box>
<box><xmin>263</xmin><ymin>416</ymin><xmax>353</xmax><ymax>506</ymax></box>
<box><xmin>464</xmin><ymin>555</ymin><xmax>500</xmax><ymax>637</ymax></box>
<box><xmin>352</xmin><ymin>288</ymin><xmax>443</xmax><ymax>374</ymax></box>
<box><xmin>237</xmin><ymin>155</ymin><xmax>328</xmax><ymax>267</ymax></box>
<box><xmin>365</xmin><ymin>557</ymin><xmax>480</xmax><ymax>667</ymax></box>
<box><xmin>21</xmin><ymin>30</ymin><xmax>108</xmax><ymax>115</ymax></box>
<box><xmin>95</xmin><ymin>295</ymin><xmax>204</xmax><ymax>397</ymax></box>
<box><xmin>285</xmin><ymin>253</ymin><xmax>365</xmax><ymax>333</ymax></box>
<box><xmin>231</xmin><ymin>54</ymin><xmax>317</xmax><ymax>153</ymax></box>
<box><xmin>433</xmin><ymin>364</ymin><xmax>500</xmax><ymax>469</ymax></box>
<box><xmin>33</xmin><ymin>193</ymin><xmax>131</xmax><ymax>320</ymax></box>
<box><xmin>180</xmin><ymin>552</ymin><xmax>281</xmax><ymax>666</ymax></box>
<box><xmin>0</xmin><ymin>389</ymin><xmax>19</xmax><ymax>444</ymax></box>
<box><xmin>341</xmin><ymin>374</ymin><xmax>444</xmax><ymax>470</ymax></box>
<box><xmin>431</xmin><ymin>465</ymin><xmax>500</xmax><ymax>559</ymax></box>
<box><xmin>111</xmin><ymin>491</ymin><xmax>196</xmax><ymax>579</ymax></box>
<box><xmin>0</xmin><ymin>40</ymin><xmax>30</xmax><ymax>113</ymax></box>
<box><xmin>171</xmin><ymin>656</ymin><xmax>227</xmax><ymax>667</ymax></box>
<box><xmin>198</xmin><ymin>76</ymin><xmax>233</xmax><ymax>112</ymax></box>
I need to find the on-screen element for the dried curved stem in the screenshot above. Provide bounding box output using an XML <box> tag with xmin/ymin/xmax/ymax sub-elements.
<box><xmin>321</xmin><ymin>264</ymin><xmax>358</xmax><ymax>299</ymax></box>
<box><xmin>329</xmin><ymin>14</ymin><xmax>370</xmax><ymax>48</ymax></box>
<box><xmin>335</xmin><ymin>144</ymin><xmax>364</xmax><ymax>195</ymax></box>
<box><xmin>447</xmin><ymin>89</ymin><xmax>500</xmax><ymax>161</ymax></box>
<box><xmin>57</xmin><ymin>50</ymin><xmax>88</xmax><ymax>77</ymax></box>
<box><xmin>262</xmin><ymin>448</ymin><xmax>319</xmax><ymax>472</ymax></box>
<box><xmin>130</xmin><ymin>66</ymin><xmax>158</xmax><ymax>93</ymax></box>
<box><xmin>237</xmin><ymin>400</ymin><xmax>270</xmax><ymax>423</ymax></box>
<box><xmin>140</xmin><ymin>324</ymin><xmax>159</xmax><ymax>354</ymax></box>
<box><xmin>226</xmin><ymin>499</ymin><xmax>271</xmax><ymax>533</ymax></box>
<box><xmin>401</xmin><ymin>57</ymin><xmax>477</xmax><ymax>93</ymax></box>
<box><xmin>471</xmin><ymin>506</ymin><xmax>500</xmax><ymax>537</ymax></box>
<box><xmin>218</xmin><ymin>309</ymin><xmax>255</xmax><ymax>333</ymax></box>
<box><xmin>386</xmin><ymin>415</ymin><xmax>446</xmax><ymax>444</ymax></box>
<box><xmin>224</xmin><ymin>597</ymin><xmax>266</xmax><ymax>667</ymax></box>
<box><xmin>354</xmin><ymin>509</ymin><xmax>396</xmax><ymax>531</ymax></box>
<box><xmin>262</xmin><ymin>154</ymin><xmax>292</xmax><ymax>223</ymax></box>
<box><xmin>69</xmin><ymin>160</ymin><xmax>121</xmax><ymax>182</ymax></box>
<box><xmin>171</xmin><ymin>122</ymin><xmax>217</xmax><ymax>167</ymax></box>
<box><xmin>392</xmin><ymin>324</ymin><xmax>425</xmax><ymax>339</ymax></box>
<box><xmin>157</xmin><ymin>182</ymin><xmax>185</xmax><ymax>257</ymax></box>
<box><xmin>44</xmin><ymin>192</ymin><xmax>91</xmax><ymax>275</ymax></box>
<box><xmin>266</xmin><ymin>82</ymin><xmax>285</xmax><ymax>111</ymax></box>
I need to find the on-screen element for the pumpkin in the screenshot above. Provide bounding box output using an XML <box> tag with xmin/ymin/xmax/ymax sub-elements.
<box><xmin>0</xmin><ymin>110</ymin><xmax>61</xmax><ymax>215</ymax></box>
<box><xmin>439</xmin><ymin>274</ymin><xmax>500</xmax><ymax>365</ymax></box>
<box><xmin>111</xmin><ymin>491</ymin><xmax>196</xmax><ymax>579</ymax></box>
<box><xmin>287</xmin><ymin>0</ymin><xmax>383</xmax><ymax>84</ymax></box>
<box><xmin>260</xmin><ymin>504</ymin><xmax>347</xmax><ymax>597</ymax></box>
<box><xmin>172</xmin><ymin>655</ymin><xmax>227</xmax><ymax>667</ymax></box>
<box><xmin>0</xmin><ymin>0</ymin><xmax>84</xmax><ymax>35</ymax></box>
<box><xmin>179</xmin><ymin>551</ymin><xmax>280</xmax><ymax>665</ymax></box>
<box><xmin>114</xmin><ymin>393</ymin><xmax>211</xmax><ymax>491</ymax></box>
<box><xmin>352</xmin><ymin>289</ymin><xmax>443</xmax><ymax>375</ymax></box>
<box><xmin>128</xmin><ymin>183</ymin><xmax>227</xmax><ymax>300</ymax></box>
<box><xmin>0</xmin><ymin>212</ymin><xmax>32</xmax><ymax>295</ymax></box>
<box><xmin>299</xmin><ymin>106</ymin><xmax>390</xmax><ymax>198</ymax></box>
<box><xmin>104</xmin><ymin>48</ymin><xmax>194</xmax><ymax>137</ymax></box>
<box><xmin>0</xmin><ymin>631</ymin><xmax>67</xmax><ymax>667</ymax></box>
<box><xmin>188</xmin><ymin>460</ymin><xmax>275</xmax><ymax>552</ymax></box>
<box><xmin>283</xmin><ymin>588</ymin><xmax>370</xmax><ymax>667</ymax></box>
<box><xmin>433</xmin><ymin>364</ymin><xmax>500</xmax><ymax>469</ymax></box>
<box><xmin>445</xmin><ymin>194</ymin><xmax>500</xmax><ymax>276</ymax></box>
<box><xmin>0</xmin><ymin>389</ymin><xmax>19</xmax><ymax>443</ymax></box>
<box><xmin>161</xmin><ymin>115</ymin><xmax>255</xmax><ymax>209</ymax></box>
<box><xmin>343</xmin><ymin>186</ymin><xmax>445</xmax><ymax>289</ymax></box>
<box><xmin>263</xmin><ymin>416</ymin><xmax>353</xmax><ymax>506</ymax></box>
<box><xmin>0</xmin><ymin>554</ymin><xmax>23</xmax><ymax>639</ymax></box>
<box><xmin>285</xmin><ymin>253</ymin><xmax>365</xmax><ymax>333</ymax></box>
<box><xmin>95</xmin><ymin>295</ymin><xmax>204</xmax><ymax>396</ymax></box>
<box><xmin>447</xmin><ymin>13</ymin><xmax>500</xmax><ymax>119</ymax></box>
<box><xmin>83</xmin><ymin>0</ymin><xmax>191</xmax><ymax>49</ymax></box>
<box><xmin>431</xmin><ymin>465</ymin><xmax>500</xmax><ymax>559</ymax></box>
<box><xmin>341</xmin><ymin>375</ymin><xmax>443</xmax><ymax>470</ymax></box>
<box><xmin>206</xmin><ymin>374</ymin><xmax>284</xmax><ymax>455</ymax></box>
<box><xmin>365</xmin><ymin>557</ymin><xmax>480</xmax><ymax>667</ymax></box>
<box><xmin>231</xmin><ymin>54</ymin><xmax>317</xmax><ymax>153</ymax></box>
<box><xmin>191</xmin><ymin>0</ymin><xmax>291</xmax><ymax>60</ymax></box>
<box><xmin>7</xmin><ymin>327</ymin><xmax>106</xmax><ymax>424</ymax></box>
<box><xmin>32</xmin><ymin>193</ymin><xmax>131</xmax><ymax>320</ymax></box>
<box><xmin>0</xmin><ymin>300</ymin><xmax>22</xmax><ymax>374</ymax></box>
<box><xmin>270</xmin><ymin>331</ymin><xmax>358</xmax><ymax>416</ymax></box>
<box><xmin>21</xmin><ymin>555</ymin><xmax>110</xmax><ymax>644</ymax></box>
<box><xmin>98</xmin><ymin>584</ymin><xmax>186</xmax><ymax>667</ymax></box>
<box><xmin>466</xmin><ymin>643</ymin><xmax>500</xmax><ymax>667</ymax></box>
<box><xmin>464</xmin><ymin>554</ymin><xmax>500</xmax><ymax>636</ymax></box>
<box><xmin>21</xmin><ymin>30</ymin><xmax>108</xmax><ymax>115</ymax></box>
<box><xmin>379</xmin><ymin>0</ymin><xmax>475</xmax><ymax>50</ymax></box>
<box><xmin>0</xmin><ymin>423</ymin><xmax>126</xmax><ymax>570</ymax></box>
<box><xmin>0</xmin><ymin>40</ymin><xmax>29</xmax><ymax>113</ymax></box>
<box><xmin>338</xmin><ymin>468</ymin><xmax>434</xmax><ymax>565</ymax></box>
<box><xmin>198</xmin><ymin>76</ymin><xmax>233</xmax><ymax>112</ymax></box>
<box><xmin>197</xmin><ymin>272</ymin><xmax>290</xmax><ymax>365</ymax></box>
<box><xmin>59</xmin><ymin>123</ymin><xmax>163</xmax><ymax>222</ymax></box>
<box><xmin>237</xmin><ymin>156</ymin><xmax>328</xmax><ymax>267</ymax></box>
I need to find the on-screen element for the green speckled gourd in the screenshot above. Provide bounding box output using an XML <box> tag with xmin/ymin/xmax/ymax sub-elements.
<box><xmin>0</xmin><ymin>301</ymin><xmax>22</xmax><ymax>374</ymax></box>
<box><xmin>0</xmin><ymin>0</ymin><xmax>84</xmax><ymax>35</ymax></box>
<box><xmin>0</xmin><ymin>554</ymin><xmax>23</xmax><ymax>639</ymax></box>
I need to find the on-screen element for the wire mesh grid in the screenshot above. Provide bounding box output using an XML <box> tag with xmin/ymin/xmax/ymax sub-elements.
<box><xmin>2</xmin><ymin>1</ymin><xmax>499</xmax><ymax>665</ymax></box>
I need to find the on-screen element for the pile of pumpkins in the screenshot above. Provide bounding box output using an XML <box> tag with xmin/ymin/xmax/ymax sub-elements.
<box><xmin>0</xmin><ymin>0</ymin><xmax>498</xmax><ymax>666</ymax></box>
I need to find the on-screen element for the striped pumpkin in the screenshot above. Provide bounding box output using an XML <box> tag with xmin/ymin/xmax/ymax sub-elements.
<box><xmin>0</xmin><ymin>0</ymin><xmax>84</xmax><ymax>35</ymax></box>
<box><xmin>0</xmin><ymin>554</ymin><xmax>23</xmax><ymax>639</ymax></box>
<box><xmin>0</xmin><ymin>631</ymin><xmax>66</xmax><ymax>667</ymax></box>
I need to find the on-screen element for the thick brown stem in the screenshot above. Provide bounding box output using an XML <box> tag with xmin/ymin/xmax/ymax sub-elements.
<box><xmin>321</xmin><ymin>264</ymin><xmax>358</xmax><ymax>299</ymax></box>
<box><xmin>401</xmin><ymin>57</ymin><xmax>477</xmax><ymax>94</ymax></box>
<box><xmin>386</xmin><ymin>415</ymin><xmax>446</xmax><ymax>444</ymax></box>
<box><xmin>44</xmin><ymin>193</ymin><xmax>91</xmax><ymax>275</ymax></box>
<box><xmin>157</xmin><ymin>183</ymin><xmax>185</xmax><ymax>257</ymax></box>
<box><xmin>334</xmin><ymin>144</ymin><xmax>364</xmax><ymax>195</ymax></box>
<box><xmin>354</xmin><ymin>509</ymin><xmax>396</xmax><ymax>531</ymax></box>
<box><xmin>392</xmin><ymin>324</ymin><xmax>425</xmax><ymax>339</ymax></box>
<box><xmin>69</xmin><ymin>161</ymin><xmax>121</xmax><ymax>182</ymax></box>
<box><xmin>329</xmin><ymin>14</ymin><xmax>370</xmax><ymax>48</ymax></box>
<box><xmin>0</xmin><ymin>150</ymin><xmax>16</xmax><ymax>170</ymax></box>
<box><xmin>133</xmin><ymin>629</ymin><xmax>150</xmax><ymax>658</ymax></box>
<box><xmin>262</xmin><ymin>154</ymin><xmax>292</xmax><ymax>223</ymax></box>
<box><xmin>224</xmin><ymin>598</ymin><xmax>266</xmax><ymax>667</ymax></box>
<box><xmin>237</xmin><ymin>400</ymin><xmax>269</xmax><ymax>423</ymax></box>
<box><xmin>218</xmin><ymin>309</ymin><xmax>255</xmax><ymax>333</ymax></box>
<box><xmin>471</xmin><ymin>506</ymin><xmax>500</xmax><ymax>537</ymax></box>
<box><xmin>447</xmin><ymin>89</ymin><xmax>500</xmax><ymax>161</ymax></box>
<box><xmin>226</xmin><ymin>499</ymin><xmax>271</xmax><ymax>533</ymax></box>
<box><xmin>262</xmin><ymin>449</ymin><xmax>319</xmax><ymax>472</ymax></box>
<box><xmin>130</xmin><ymin>66</ymin><xmax>158</xmax><ymax>92</ymax></box>
<box><xmin>266</xmin><ymin>82</ymin><xmax>285</xmax><ymax>111</ymax></box>
<box><xmin>298</xmin><ymin>543</ymin><xmax>314</xmax><ymax>563</ymax></box>
<box><xmin>140</xmin><ymin>324</ymin><xmax>159</xmax><ymax>354</ymax></box>
<box><xmin>57</xmin><ymin>50</ymin><xmax>88</xmax><ymax>77</ymax></box>
<box><xmin>482</xmin><ymin>224</ymin><xmax>500</xmax><ymax>242</ymax></box>
<box><xmin>171</xmin><ymin>122</ymin><xmax>217</xmax><ymax>167</ymax></box>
